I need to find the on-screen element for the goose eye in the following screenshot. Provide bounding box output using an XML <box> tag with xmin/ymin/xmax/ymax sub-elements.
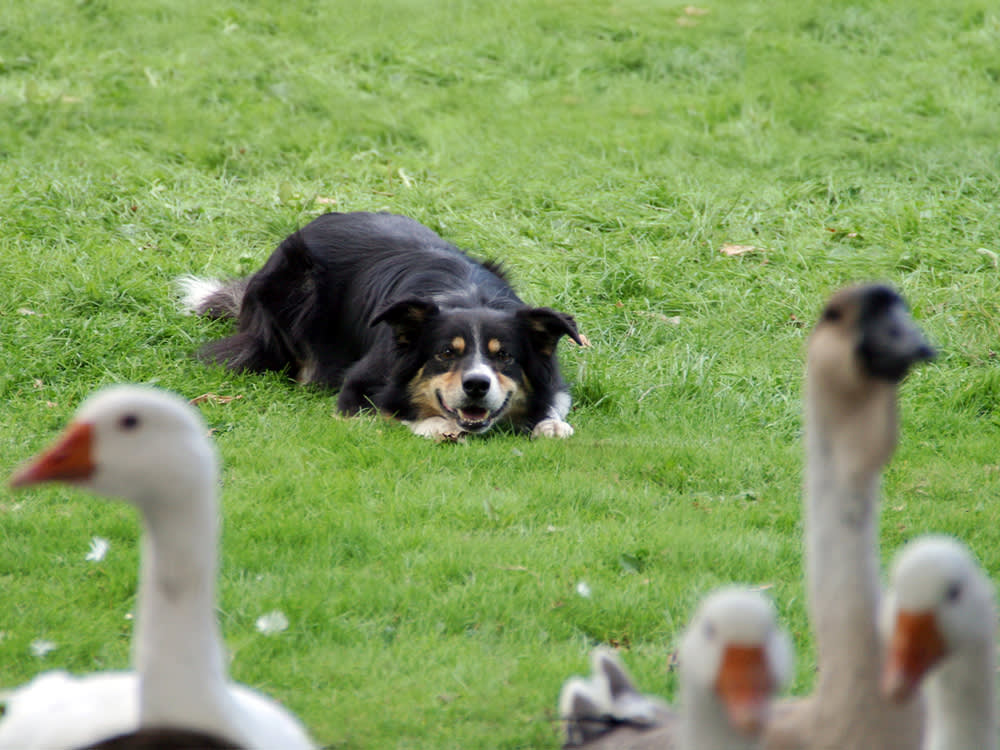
<box><xmin>703</xmin><ymin>621</ymin><xmax>716</xmax><ymax>641</ymax></box>
<box><xmin>119</xmin><ymin>414</ymin><xmax>141</xmax><ymax>431</ymax></box>
<box><xmin>945</xmin><ymin>581</ymin><xmax>962</xmax><ymax>604</ymax></box>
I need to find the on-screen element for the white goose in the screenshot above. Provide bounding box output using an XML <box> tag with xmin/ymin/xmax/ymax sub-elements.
<box><xmin>880</xmin><ymin>536</ymin><xmax>998</xmax><ymax>750</ymax></box>
<box><xmin>1</xmin><ymin>386</ymin><xmax>314</xmax><ymax>750</ymax></box>
<box><xmin>765</xmin><ymin>284</ymin><xmax>934</xmax><ymax>749</ymax></box>
<box><xmin>559</xmin><ymin>587</ymin><xmax>793</xmax><ymax>749</ymax></box>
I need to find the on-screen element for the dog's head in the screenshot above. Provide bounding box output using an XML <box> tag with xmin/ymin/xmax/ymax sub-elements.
<box><xmin>373</xmin><ymin>299</ymin><xmax>581</xmax><ymax>434</ymax></box>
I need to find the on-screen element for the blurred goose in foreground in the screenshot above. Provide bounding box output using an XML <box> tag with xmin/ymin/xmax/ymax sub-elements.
<box><xmin>764</xmin><ymin>284</ymin><xmax>934</xmax><ymax>750</ymax></box>
<box><xmin>0</xmin><ymin>386</ymin><xmax>314</xmax><ymax>750</ymax></box>
<box><xmin>560</xmin><ymin>587</ymin><xmax>793</xmax><ymax>749</ymax></box>
<box><xmin>880</xmin><ymin>536</ymin><xmax>998</xmax><ymax>750</ymax></box>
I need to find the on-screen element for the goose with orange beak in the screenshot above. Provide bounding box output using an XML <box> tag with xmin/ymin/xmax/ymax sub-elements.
<box><xmin>559</xmin><ymin>586</ymin><xmax>793</xmax><ymax>749</ymax></box>
<box><xmin>1</xmin><ymin>386</ymin><xmax>314</xmax><ymax>750</ymax></box>
<box><xmin>880</xmin><ymin>536</ymin><xmax>997</xmax><ymax>750</ymax></box>
<box><xmin>679</xmin><ymin>587</ymin><xmax>793</xmax><ymax>749</ymax></box>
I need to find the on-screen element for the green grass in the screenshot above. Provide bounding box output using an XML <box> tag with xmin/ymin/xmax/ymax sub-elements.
<box><xmin>2</xmin><ymin>0</ymin><xmax>1000</xmax><ymax>746</ymax></box>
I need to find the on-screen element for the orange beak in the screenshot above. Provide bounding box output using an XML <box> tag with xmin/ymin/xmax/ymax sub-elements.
<box><xmin>9</xmin><ymin>422</ymin><xmax>96</xmax><ymax>488</ymax></box>
<box><xmin>881</xmin><ymin>610</ymin><xmax>947</xmax><ymax>701</ymax></box>
<box><xmin>715</xmin><ymin>644</ymin><xmax>774</xmax><ymax>736</ymax></box>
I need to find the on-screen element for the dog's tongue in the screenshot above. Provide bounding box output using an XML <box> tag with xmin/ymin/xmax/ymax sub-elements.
<box><xmin>460</xmin><ymin>407</ymin><xmax>488</xmax><ymax>422</ymax></box>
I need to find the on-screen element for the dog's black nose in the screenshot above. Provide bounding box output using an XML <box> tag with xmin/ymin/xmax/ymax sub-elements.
<box><xmin>462</xmin><ymin>374</ymin><xmax>491</xmax><ymax>399</ymax></box>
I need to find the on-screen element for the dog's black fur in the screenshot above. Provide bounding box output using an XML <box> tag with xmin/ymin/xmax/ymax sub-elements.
<box><xmin>183</xmin><ymin>212</ymin><xmax>582</xmax><ymax>439</ymax></box>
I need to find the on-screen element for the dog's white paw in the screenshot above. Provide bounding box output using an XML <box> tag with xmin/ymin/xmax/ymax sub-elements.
<box><xmin>408</xmin><ymin>417</ymin><xmax>467</xmax><ymax>442</ymax></box>
<box><xmin>531</xmin><ymin>418</ymin><xmax>574</xmax><ymax>439</ymax></box>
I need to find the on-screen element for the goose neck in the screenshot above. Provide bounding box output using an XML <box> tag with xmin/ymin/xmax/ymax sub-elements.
<box><xmin>680</xmin><ymin>684</ymin><xmax>760</xmax><ymax>750</ymax></box>
<box><xmin>804</xmin><ymin>376</ymin><xmax>890</xmax><ymax>706</ymax></box>
<box><xmin>132</xmin><ymin>480</ymin><xmax>237</xmax><ymax>738</ymax></box>
<box><xmin>924</xmin><ymin>644</ymin><xmax>997</xmax><ymax>750</ymax></box>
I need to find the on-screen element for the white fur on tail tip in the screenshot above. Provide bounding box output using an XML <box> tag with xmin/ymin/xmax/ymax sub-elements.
<box><xmin>176</xmin><ymin>275</ymin><xmax>223</xmax><ymax>314</ymax></box>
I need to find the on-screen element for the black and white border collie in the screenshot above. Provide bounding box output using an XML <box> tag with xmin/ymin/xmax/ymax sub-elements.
<box><xmin>180</xmin><ymin>212</ymin><xmax>583</xmax><ymax>440</ymax></box>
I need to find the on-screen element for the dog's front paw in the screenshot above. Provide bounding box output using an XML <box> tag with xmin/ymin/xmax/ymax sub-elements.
<box><xmin>408</xmin><ymin>416</ymin><xmax>467</xmax><ymax>442</ymax></box>
<box><xmin>531</xmin><ymin>418</ymin><xmax>574</xmax><ymax>439</ymax></box>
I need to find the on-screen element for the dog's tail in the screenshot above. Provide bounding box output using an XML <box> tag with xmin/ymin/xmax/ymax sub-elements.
<box><xmin>177</xmin><ymin>275</ymin><xmax>249</xmax><ymax>320</ymax></box>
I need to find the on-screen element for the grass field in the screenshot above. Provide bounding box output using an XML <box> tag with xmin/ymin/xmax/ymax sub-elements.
<box><xmin>2</xmin><ymin>0</ymin><xmax>1000</xmax><ymax>747</ymax></box>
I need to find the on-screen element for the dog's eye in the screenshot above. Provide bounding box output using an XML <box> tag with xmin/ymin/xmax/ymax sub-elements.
<box><xmin>493</xmin><ymin>348</ymin><xmax>514</xmax><ymax>364</ymax></box>
<box><xmin>436</xmin><ymin>347</ymin><xmax>456</xmax><ymax>361</ymax></box>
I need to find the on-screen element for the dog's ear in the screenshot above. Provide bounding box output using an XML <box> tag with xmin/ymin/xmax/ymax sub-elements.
<box><xmin>275</xmin><ymin>231</ymin><xmax>315</xmax><ymax>272</ymax></box>
<box><xmin>371</xmin><ymin>298</ymin><xmax>440</xmax><ymax>346</ymax></box>
<box><xmin>517</xmin><ymin>307</ymin><xmax>584</xmax><ymax>355</ymax></box>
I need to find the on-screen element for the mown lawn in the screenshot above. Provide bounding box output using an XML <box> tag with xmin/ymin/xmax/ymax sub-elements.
<box><xmin>2</xmin><ymin>0</ymin><xmax>999</xmax><ymax>747</ymax></box>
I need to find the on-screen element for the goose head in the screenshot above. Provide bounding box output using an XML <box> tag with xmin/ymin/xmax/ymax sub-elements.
<box><xmin>880</xmin><ymin>536</ymin><xmax>996</xmax><ymax>701</ymax></box>
<box><xmin>10</xmin><ymin>386</ymin><xmax>217</xmax><ymax>512</ymax></box>
<box><xmin>679</xmin><ymin>587</ymin><xmax>793</xmax><ymax>736</ymax></box>
<box><xmin>808</xmin><ymin>284</ymin><xmax>934</xmax><ymax>397</ymax></box>
<box><xmin>806</xmin><ymin>284</ymin><xmax>934</xmax><ymax>475</ymax></box>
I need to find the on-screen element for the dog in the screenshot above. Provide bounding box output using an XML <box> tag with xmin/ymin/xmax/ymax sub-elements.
<box><xmin>180</xmin><ymin>212</ymin><xmax>583</xmax><ymax>440</ymax></box>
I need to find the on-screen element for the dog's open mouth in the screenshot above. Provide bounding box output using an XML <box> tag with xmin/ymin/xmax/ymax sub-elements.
<box><xmin>437</xmin><ymin>391</ymin><xmax>510</xmax><ymax>433</ymax></box>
